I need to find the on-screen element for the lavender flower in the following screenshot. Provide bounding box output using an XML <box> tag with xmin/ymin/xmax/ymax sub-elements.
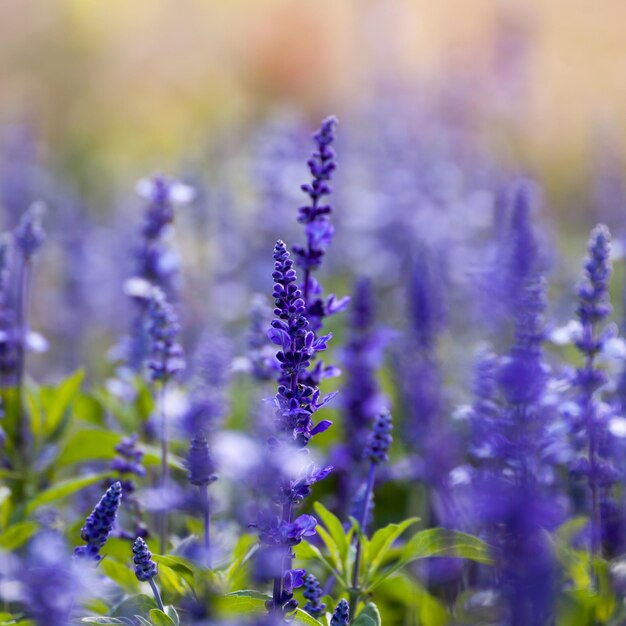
<box><xmin>21</xmin><ymin>531</ymin><xmax>83</xmax><ymax>626</ymax></box>
<box><xmin>134</xmin><ymin>175</ymin><xmax>193</xmax><ymax>292</ymax></box>
<box><xmin>110</xmin><ymin>433</ymin><xmax>146</xmax><ymax>488</ymax></box>
<box><xmin>14</xmin><ymin>203</ymin><xmax>46</xmax><ymax>260</ymax></box>
<box><xmin>145</xmin><ymin>287</ymin><xmax>185</xmax><ymax>383</ymax></box>
<box><xmin>132</xmin><ymin>537</ymin><xmax>157</xmax><ymax>581</ymax></box>
<box><xmin>364</xmin><ymin>410</ymin><xmax>393</xmax><ymax>465</ymax></box>
<box><xmin>74</xmin><ymin>482</ymin><xmax>122</xmax><ymax>561</ymax></box>
<box><xmin>182</xmin><ymin>332</ymin><xmax>232</xmax><ymax>436</ymax></box>
<box><xmin>337</xmin><ymin>278</ymin><xmax>389</xmax><ymax>509</ymax></box>
<box><xmin>269</xmin><ymin>240</ymin><xmax>333</xmax><ymax>447</ymax></box>
<box><xmin>187</xmin><ymin>431</ymin><xmax>218</xmax><ymax>487</ymax></box>
<box><xmin>124</xmin><ymin>175</ymin><xmax>192</xmax><ymax>372</ymax></box>
<box><xmin>349</xmin><ymin>411</ymin><xmax>393</xmax><ymax>616</ymax></box>
<box><xmin>330</xmin><ymin>599</ymin><xmax>350</xmax><ymax>626</ymax></box>
<box><xmin>467</xmin><ymin>197</ymin><xmax>560</xmax><ymax>625</ymax></box>
<box><xmin>258</xmin><ymin>241</ymin><xmax>336</xmax><ymax>617</ymax></box>
<box><xmin>302</xmin><ymin>573</ymin><xmax>326</xmax><ymax>618</ymax></box>
<box><xmin>292</xmin><ymin>116</ymin><xmax>348</xmax><ymax>331</ymax></box>
<box><xmin>572</xmin><ymin>224</ymin><xmax>618</xmax><ymax>559</ymax></box>
<box><xmin>132</xmin><ymin>537</ymin><xmax>164</xmax><ymax>611</ymax></box>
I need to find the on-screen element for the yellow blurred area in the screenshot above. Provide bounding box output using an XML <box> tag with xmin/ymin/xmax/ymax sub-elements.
<box><xmin>1</xmin><ymin>0</ymin><xmax>625</xmax><ymax>181</ymax></box>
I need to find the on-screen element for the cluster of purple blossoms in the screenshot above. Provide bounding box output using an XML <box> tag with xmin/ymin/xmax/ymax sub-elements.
<box><xmin>74</xmin><ymin>482</ymin><xmax>123</xmax><ymax>561</ymax></box>
<box><xmin>0</xmin><ymin>205</ymin><xmax>46</xmax><ymax>385</ymax></box>
<box><xmin>336</xmin><ymin>278</ymin><xmax>390</xmax><ymax>509</ymax></box>
<box><xmin>466</xmin><ymin>182</ymin><xmax>561</xmax><ymax>626</ymax></box>
<box><xmin>132</xmin><ymin>536</ymin><xmax>158</xmax><ymax>582</ymax></box>
<box><xmin>124</xmin><ymin>176</ymin><xmax>192</xmax><ymax>372</ymax></box>
<box><xmin>571</xmin><ymin>225</ymin><xmax>619</xmax><ymax>557</ymax></box>
<box><xmin>187</xmin><ymin>430</ymin><xmax>218</xmax><ymax>487</ymax></box>
<box><xmin>292</xmin><ymin>116</ymin><xmax>348</xmax><ymax>332</ymax></box>
<box><xmin>268</xmin><ymin>240</ymin><xmax>334</xmax><ymax>447</ymax></box>
<box><xmin>110</xmin><ymin>433</ymin><xmax>146</xmax><ymax>490</ymax></box>
<box><xmin>145</xmin><ymin>287</ymin><xmax>185</xmax><ymax>384</ymax></box>
<box><xmin>182</xmin><ymin>332</ymin><xmax>232</xmax><ymax>436</ymax></box>
<box><xmin>302</xmin><ymin>573</ymin><xmax>326</xmax><ymax>618</ymax></box>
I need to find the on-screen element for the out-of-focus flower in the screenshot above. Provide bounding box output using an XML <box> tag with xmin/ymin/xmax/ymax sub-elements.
<box><xmin>187</xmin><ymin>431</ymin><xmax>218</xmax><ymax>487</ymax></box>
<box><xmin>145</xmin><ymin>287</ymin><xmax>185</xmax><ymax>383</ymax></box>
<box><xmin>302</xmin><ymin>573</ymin><xmax>326</xmax><ymax>618</ymax></box>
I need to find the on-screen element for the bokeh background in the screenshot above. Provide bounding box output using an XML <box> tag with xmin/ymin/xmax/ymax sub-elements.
<box><xmin>1</xmin><ymin>0</ymin><xmax>626</xmax><ymax>379</ymax></box>
<box><xmin>2</xmin><ymin>0</ymin><xmax>626</xmax><ymax>207</ymax></box>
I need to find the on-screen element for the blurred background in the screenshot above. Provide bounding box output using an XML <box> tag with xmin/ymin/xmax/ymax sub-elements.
<box><xmin>1</xmin><ymin>0</ymin><xmax>626</xmax><ymax>378</ymax></box>
<box><xmin>1</xmin><ymin>0</ymin><xmax>626</xmax><ymax>203</ymax></box>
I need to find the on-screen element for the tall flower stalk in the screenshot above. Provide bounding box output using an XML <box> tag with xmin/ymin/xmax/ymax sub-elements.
<box><xmin>293</xmin><ymin>116</ymin><xmax>347</xmax><ymax>332</ymax></box>
<box><xmin>338</xmin><ymin>278</ymin><xmax>389</xmax><ymax>515</ymax></box>
<box><xmin>573</xmin><ymin>225</ymin><xmax>616</xmax><ymax>563</ymax></box>
<box><xmin>145</xmin><ymin>287</ymin><xmax>185</xmax><ymax>553</ymax></box>
<box><xmin>187</xmin><ymin>431</ymin><xmax>217</xmax><ymax>567</ymax></box>
<box><xmin>132</xmin><ymin>537</ymin><xmax>163</xmax><ymax>610</ymax></box>
<box><xmin>258</xmin><ymin>240</ymin><xmax>335</xmax><ymax>618</ymax></box>
<box><xmin>349</xmin><ymin>410</ymin><xmax>392</xmax><ymax>620</ymax></box>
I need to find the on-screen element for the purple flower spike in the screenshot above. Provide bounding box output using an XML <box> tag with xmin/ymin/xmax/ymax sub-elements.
<box><xmin>14</xmin><ymin>203</ymin><xmax>45</xmax><ymax>260</ymax></box>
<box><xmin>330</xmin><ymin>599</ymin><xmax>350</xmax><ymax>626</ymax></box>
<box><xmin>74</xmin><ymin>482</ymin><xmax>123</xmax><ymax>561</ymax></box>
<box><xmin>145</xmin><ymin>287</ymin><xmax>185</xmax><ymax>383</ymax></box>
<box><xmin>187</xmin><ymin>431</ymin><xmax>218</xmax><ymax>487</ymax></box>
<box><xmin>292</xmin><ymin>116</ymin><xmax>347</xmax><ymax>331</ymax></box>
<box><xmin>132</xmin><ymin>536</ymin><xmax>157</xmax><ymax>582</ymax></box>
<box><xmin>303</xmin><ymin>573</ymin><xmax>326</xmax><ymax>618</ymax></box>
<box><xmin>364</xmin><ymin>410</ymin><xmax>393</xmax><ymax>465</ymax></box>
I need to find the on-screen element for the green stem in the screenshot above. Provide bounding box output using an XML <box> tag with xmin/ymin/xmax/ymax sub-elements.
<box><xmin>157</xmin><ymin>382</ymin><xmax>168</xmax><ymax>554</ymax></box>
<box><xmin>349</xmin><ymin>462</ymin><xmax>377</xmax><ymax>622</ymax></box>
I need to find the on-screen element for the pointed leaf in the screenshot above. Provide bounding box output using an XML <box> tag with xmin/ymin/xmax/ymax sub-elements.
<box><xmin>353</xmin><ymin>603</ymin><xmax>381</xmax><ymax>626</ymax></box>
<box><xmin>0</xmin><ymin>521</ymin><xmax>38</xmax><ymax>550</ymax></box>
<box><xmin>313</xmin><ymin>502</ymin><xmax>349</xmax><ymax>561</ymax></box>
<box><xmin>148</xmin><ymin>610</ymin><xmax>176</xmax><ymax>626</ymax></box>
<box><xmin>25</xmin><ymin>472</ymin><xmax>110</xmax><ymax>515</ymax></box>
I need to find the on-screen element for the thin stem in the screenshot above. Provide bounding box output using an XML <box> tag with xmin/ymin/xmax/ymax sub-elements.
<box><xmin>271</xmin><ymin>501</ymin><xmax>293</xmax><ymax>614</ymax></box>
<box><xmin>349</xmin><ymin>462</ymin><xmax>377</xmax><ymax>622</ymax></box>
<box><xmin>14</xmin><ymin>258</ymin><xmax>31</xmax><ymax>460</ymax></box>
<box><xmin>157</xmin><ymin>382</ymin><xmax>168</xmax><ymax>554</ymax></box>
<box><xmin>202</xmin><ymin>484</ymin><xmax>211</xmax><ymax>568</ymax></box>
<box><xmin>149</xmin><ymin>577</ymin><xmax>164</xmax><ymax>612</ymax></box>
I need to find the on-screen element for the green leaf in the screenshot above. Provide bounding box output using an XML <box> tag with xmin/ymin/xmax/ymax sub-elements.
<box><xmin>220</xmin><ymin>590</ymin><xmax>270</xmax><ymax>616</ymax></box>
<box><xmin>0</xmin><ymin>521</ymin><xmax>38</xmax><ymax>549</ymax></box>
<box><xmin>134</xmin><ymin>617</ymin><xmax>153</xmax><ymax>626</ymax></box>
<box><xmin>111</xmin><ymin>594</ymin><xmax>157</xmax><ymax>618</ymax></box>
<box><xmin>81</xmin><ymin>619</ymin><xmax>128</xmax><ymax>625</ymax></box>
<box><xmin>157</xmin><ymin>563</ymin><xmax>187</xmax><ymax>595</ymax></box>
<box><xmin>152</xmin><ymin>554</ymin><xmax>197</xmax><ymax>589</ymax></box>
<box><xmin>293</xmin><ymin>539</ymin><xmax>347</xmax><ymax>587</ymax></box>
<box><xmin>100</xmin><ymin>559</ymin><xmax>140</xmax><ymax>595</ymax></box>
<box><xmin>293</xmin><ymin>608</ymin><xmax>325</xmax><ymax>626</ymax></box>
<box><xmin>316</xmin><ymin>525</ymin><xmax>342</xmax><ymax>573</ymax></box>
<box><xmin>365</xmin><ymin>517</ymin><xmax>420</xmax><ymax>582</ymax></box>
<box><xmin>148</xmin><ymin>610</ymin><xmax>176</xmax><ymax>626</ymax></box>
<box><xmin>56</xmin><ymin>429</ymin><xmax>122</xmax><ymax>467</ymax></box>
<box><xmin>313</xmin><ymin>502</ymin><xmax>349</xmax><ymax>560</ymax></box>
<box><xmin>41</xmin><ymin>369</ymin><xmax>84</xmax><ymax>439</ymax></box>
<box><xmin>25</xmin><ymin>472</ymin><xmax>109</xmax><ymax>515</ymax></box>
<box><xmin>402</xmin><ymin>528</ymin><xmax>491</xmax><ymax>564</ymax></box>
<box><xmin>165</xmin><ymin>606</ymin><xmax>180</xmax><ymax>626</ymax></box>
<box><xmin>353</xmin><ymin>603</ymin><xmax>381</xmax><ymax>626</ymax></box>
<box><xmin>367</xmin><ymin>528</ymin><xmax>491</xmax><ymax>592</ymax></box>
<box><xmin>224</xmin><ymin>534</ymin><xmax>257</xmax><ymax>585</ymax></box>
